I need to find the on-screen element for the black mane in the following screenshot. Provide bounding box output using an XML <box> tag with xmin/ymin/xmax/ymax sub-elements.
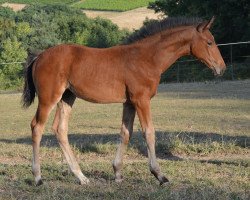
<box><xmin>124</xmin><ymin>17</ymin><xmax>202</xmax><ymax>44</ymax></box>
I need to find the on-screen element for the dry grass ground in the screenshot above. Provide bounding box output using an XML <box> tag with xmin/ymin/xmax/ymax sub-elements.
<box><xmin>0</xmin><ymin>80</ymin><xmax>249</xmax><ymax>199</ymax></box>
<box><xmin>1</xmin><ymin>2</ymin><xmax>26</xmax><ymax>11</ymax></box>
<box><xmin>83</xmin><ymin>7</ymin><xmax>161</xmax><ymax>30</ymax></box>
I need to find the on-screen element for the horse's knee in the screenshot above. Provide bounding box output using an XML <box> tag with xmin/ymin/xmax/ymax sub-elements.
<box><xmin>144</xmin><ymin>127</ymin><xmax>155</xmax><ymax>143</ymax></box>
<box><xmin>51</xmin><ymin>125</ymin><xmax>57</xmax><ymax>134</ymax></box>
<box><xmin>55</xmin><ymin>126</ymin><xmax>68</xmax><ymax>144</ymax></box>
<box><xmin>52</xmin><ymin>113</ymin><xmax>60</xmax><ymax>134</ymax></box>
<box><xmin>30</xmin><ymin>116</ymin><xmax>37</xmax><ymax>131</ymax></box>
<box><xmin>32</xmin><ymin>124</ymin><xmax>44</xmax><ymax>143</ymax></box>
<box><xmin>57</xmin><ymin>136</ymin><xmax>68</xmax><ymax>145</ymax></box>
<box><xmin>51</xmin><ymin>124</ymin><xmax>58</xmax><ymax>134</ymax></box>
<box><xmin>121</xmin><ymin>126</ymin><xmax>130</xmax><ymax>145</ymax></box>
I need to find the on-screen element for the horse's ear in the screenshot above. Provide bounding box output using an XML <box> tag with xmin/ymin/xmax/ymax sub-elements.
<box><xmin>205</xmin><ymin>16</ymin><xmax>215</xmax><ymax>29</ymax></box>
<box><xmin>197</xmin><ymin>16</ymin><xmax>215</xmax><ymax>33</ymax></box>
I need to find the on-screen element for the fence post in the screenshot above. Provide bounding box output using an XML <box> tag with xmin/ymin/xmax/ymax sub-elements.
<box><xmin>177</xmin><ymin>63</ymin><xmax>180</xmax><ymax>82</ymax></box>
<box><xmin>230</xmin><ymin>44</ymin><xmax>234</xmax><ymax>80</ymax></box>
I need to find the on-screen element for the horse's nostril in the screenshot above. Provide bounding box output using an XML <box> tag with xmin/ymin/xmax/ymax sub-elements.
<box><xmin>222</xmin><ymin>67</ymin><xmax>226</xmax><ymax>75</ymax></box>
<box><xmin>220</xmin><ymin>67</ymin><xmax>226</xmax><ymax>76</ymax></box>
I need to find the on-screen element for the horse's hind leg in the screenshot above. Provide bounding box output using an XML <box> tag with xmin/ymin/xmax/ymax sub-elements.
<box><xmin>52</xmin><ymin>90</ymin><xmax>89</xmax><ymax>185</ymax></box>
<box><xmin>113</xmin><ymin>102</ymin><xmax>136</xmax><ymax>182</ymax></box>
<box><xmin>31</xmin><ymin>103</ymin><xmax>54</xmax><ymax>185</ymax></box>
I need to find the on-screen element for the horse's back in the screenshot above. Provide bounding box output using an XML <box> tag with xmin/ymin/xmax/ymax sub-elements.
<box><xmin>33</xmin><ymin>44</ymin><xmax>127</xmax><ymax>104</ymax></box>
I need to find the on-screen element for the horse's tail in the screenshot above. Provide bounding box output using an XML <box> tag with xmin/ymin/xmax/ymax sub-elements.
<box><xmin>22</xmin><ymin>57</ymin><xmax>37</xmax><ymax>108</ymax></box>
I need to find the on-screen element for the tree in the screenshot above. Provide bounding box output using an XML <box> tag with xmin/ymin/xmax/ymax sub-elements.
<box><xmin>0</xmin><ymin>4</ymin><xmax>129</xmax><ymax>89</ymax></box>
<box><xmin>55</xmin><ymin>15</ymin><xmax>91</xmax><ymax>45</ymax></box>
<box><xmin>148</xmin><ymin>0</ymin><xmax>250</xmax><ymax>61</ymax></box>
<box><xmin>0</xmin><ymin>37</ymin><xmax>27</xmax><ymax>89</ymax></box>
<box><xmin>15</xmin><ymin>4</ymin><xmax>128</xmax><ymax>49</ymax></box>
<box><xmin>0</xmin><ymin>17</ymin><xmax>16</xmax><ymax>41</ymax></box>
<box><xmin>15</xmin><ymin>22</ymin><xmax>33</xmax><ymax>42</ymax></box>
<box><xmin>88</xmin><ymin>17</ymin><xmax>128</xmax><ymax>48</ymax></box>
<box><xmin>0</xmin><ymin>7</ymin><xmax>15</xmax><ymax>19</ymax></box>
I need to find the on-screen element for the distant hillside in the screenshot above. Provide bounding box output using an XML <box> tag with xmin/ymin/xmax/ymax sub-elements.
<box><xmin>1</xmin><ymin>1</ymin><xmax>160</xmax><ymax>30</ymax></box>
<box><xmin>72</xmin><ymin>0</ymin><xmax>154</xmax><ymax>11</ymax></box>
<box><xmin>0</xmin><ymin>0</ymin><xmax>77</xmax><ymax>4</ymax></box>
<box><xmin>0</xmin><ymin>0</ymin><xmax>154</xmax><ymax>10</ymax></box>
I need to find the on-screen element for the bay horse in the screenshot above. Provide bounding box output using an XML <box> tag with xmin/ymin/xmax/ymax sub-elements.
<box><xmin>22</xmin><ymin>17</ymin><xmax>226</xmax><ymax>186</ymax></box>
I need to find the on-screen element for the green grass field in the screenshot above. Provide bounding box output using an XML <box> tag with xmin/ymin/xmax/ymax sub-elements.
<box><xmin>0</xmin><ymin>0</ymin><xmax>78</xmax><ymax>4</ymax></box>
<box><xmin>0</xmin><ymin>0</ymin><xmax>154</xmax><ymax>11</ymax></box>
<box><xmin>72</xmin><ymin>0</ymin><xmax>154</xmax><ymax>11</ymax></box>
<box><xmin>0</xmin><ymin>80</ymin><xmax>249</xmax><ymax>199</ymax></box>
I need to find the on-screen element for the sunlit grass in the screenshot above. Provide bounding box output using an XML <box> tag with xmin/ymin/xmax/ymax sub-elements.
<box><xmin>0</xmin><ymin>80</ymin><xmax>249</xmax><ymax>199</ymax></box>
<box><xmin>0</xmin><ymin>0</ymin><xmax>78</xmax><ymax>4</ymax></box>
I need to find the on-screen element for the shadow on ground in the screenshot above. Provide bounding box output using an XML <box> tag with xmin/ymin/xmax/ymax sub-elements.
<box><xmin>1</xmin><ymin>131</ymin><xmax>249</xmax><ymax>162</ymax></box>
<box><xmin>199</xmin><ymin>159</ymin><xmax>249</xmax><ymax>167</ymax></box>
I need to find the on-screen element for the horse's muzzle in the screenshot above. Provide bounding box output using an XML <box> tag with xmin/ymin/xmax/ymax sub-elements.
<box><xmin>213</xmin><ymin>66</ymin><xmax>226</xmax><ymax>76</ymax></box>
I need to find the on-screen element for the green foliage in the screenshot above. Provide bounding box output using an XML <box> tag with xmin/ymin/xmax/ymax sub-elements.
<box><xmin>149</xmin><ymin>0</ymin><xmax>250</xmax><ymax>82</ymax></box>
<box><xmin>0</xmin><ymin>37</ymin><xmax>27</xmax><ymax>89</ymax></box>
<box><xmin>0</xmin><ymin>4</ymin><xmax>128</xmax><ymax>90</ymax></box>
<box><xmin>0</xmin><ymin>18</ymin><xmax>15</xmax><ymax>40</ymax></box>
<box><xmin>88</xmin><ymin>17</ymin><xmax>128</xmax><ymax>48</ymax></box>
<box><xmin>55</xmin><ymin>15</ymin><xmax>91</xmax><ymax>45</ymax></box>
<box><xmin>0</xmin><ymin>6</ymin><xmax>15</xmax><ymax>19</ymax></box>
<box><xmin>0</xmin><ymin>0</ymin><xmax>77</xmax><ymax>4</ymax></box>
<box><xmin>148</xmin><ymin>0</ymin><xmax>250</xmax><ymax>60</ymax></box>
<box><xmin>72</xmin><ymin>0</ymin><xmax>154</xmax><ymax>11</ymax></box>
<box><xmin>13</xmin><ymin>4</ymin><xmax>128</xmax><ymax>49</ymax></box>
<box><xmin>0</xmin><ymin>16</ymin><xmax>31</xmax><ymax>89</ymax></box>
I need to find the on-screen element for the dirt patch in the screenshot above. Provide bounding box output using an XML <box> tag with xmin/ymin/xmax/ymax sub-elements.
<box><xmin>83</xmin><ymin>7</ymin><xmax>163</xmax><ymax>30</ymax></box>
<box><xmin>0</xmin><ymin>156</ymin><xmax>28</xmax><ymax>165</ymax></box>
<box><xmin>1</xmin><ymin>3</ymin><xmax>26</xmax><ymax>11</ymax></box>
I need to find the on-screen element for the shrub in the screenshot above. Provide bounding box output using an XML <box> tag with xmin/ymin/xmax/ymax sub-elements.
<box><xmin>0</xmin><ymin>37</ymin><xmax>27</xmax><ymax>90</ymax></box>
<box><xmin>0</xmin><ymin>4</ymin><xmax>129</xmax><ymax>90</ymax></box>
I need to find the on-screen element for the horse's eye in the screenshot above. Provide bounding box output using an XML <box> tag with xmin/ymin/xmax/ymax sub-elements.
<box><xmin>207</xmin><ymin>41</ymin><xmax>213</xmax><ymax>46</ymax></box>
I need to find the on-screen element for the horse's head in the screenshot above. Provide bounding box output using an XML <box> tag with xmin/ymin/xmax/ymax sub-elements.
<box><xmin>191</xmin><ymin>17</ymin><xmax>226</xmax><ymax>76</ymax></box>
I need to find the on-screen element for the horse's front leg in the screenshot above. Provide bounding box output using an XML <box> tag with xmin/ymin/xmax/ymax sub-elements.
<box><xmin>134</xmin><ymin>99</ymin><xmax>169</xmax><ymax>185</ymax></box>
<box><xmin>113</xmin><ymin>102</ymin><xmax>136</xmax><ymax>182</ymax></box>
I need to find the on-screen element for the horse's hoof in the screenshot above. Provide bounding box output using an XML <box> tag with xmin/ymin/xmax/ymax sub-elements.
<box><xmin>79</xmin><ymin>177</ymin><xmax>90</xmax><ymax>185</ymax></box>
<box><xmin>114</xmin><ymin>174</ymin><xmax>123</xmax><ymax>183</ymax></box>
<box><xmin>35</xmin><ymin>179</ymin><xmax>43</xmax><ymax>186</ymax></box>
<box><xmin>160</xmin><ymin>176</ymin><xmax>169</xmax><ymax>186</ymax></box>
<box><xmin>115</xmin><ymin>178</ymin><xmax>123</xmax><ymax>183</ymax></box>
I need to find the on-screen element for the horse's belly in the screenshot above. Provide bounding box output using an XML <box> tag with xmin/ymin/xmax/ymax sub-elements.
<box><xmin>69</xmin><ymin>60</ymin><xmax>126</xmax><ymax>103</ymax></box>
<box><xmin>70</xmin><ymin>82</ymin><xmax>126</xmax><ymax>104</ymax></box>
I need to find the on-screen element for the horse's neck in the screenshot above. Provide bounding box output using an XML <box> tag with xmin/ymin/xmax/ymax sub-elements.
<box><xmin>141</xmin><ymin>27</ymin><xmax>195</xmax><ymax>73</ymax></box>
